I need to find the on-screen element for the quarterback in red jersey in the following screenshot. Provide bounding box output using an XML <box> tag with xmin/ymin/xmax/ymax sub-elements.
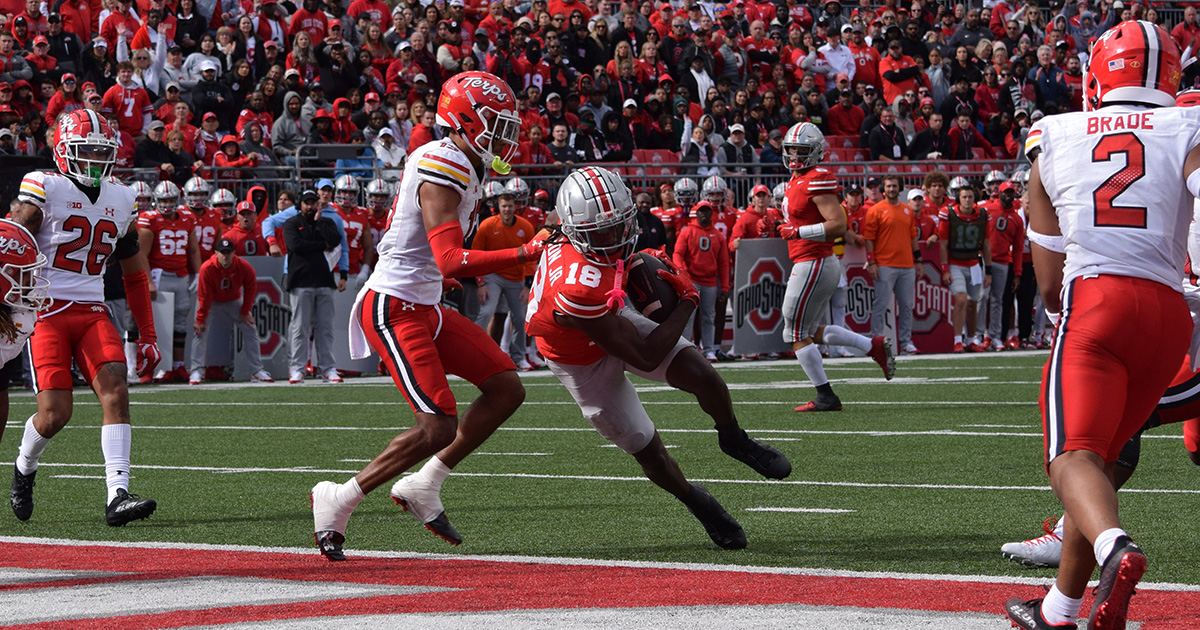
<box><xmin>779</xmin><ymin>122</ymin><xmax>894</xmax><ymax>412</ymax></box>
<box><xmin>526</xmin><ymin>166</ymin><xmax>791</xmax><ymax>549</ymax></box>
<box><xmin>10</xmin><ymin>108</ymin><xmax>160</xmax><ymax>526</ymax></box>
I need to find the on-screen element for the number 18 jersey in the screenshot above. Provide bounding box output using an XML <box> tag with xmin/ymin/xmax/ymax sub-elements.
<box><xmin>18</xmin><ymin>171</ymin><xmax>138</xmax><ymax>303</ymax></box>
<box><xmin>526</xmin><ymin>242</ymin><xmax>620</xmax><ymax>366</ymax></box>
<box><xmin>1026</xmin><ymin>105</ymin><xmax>1200</xmax><ymax>289</ymax></box>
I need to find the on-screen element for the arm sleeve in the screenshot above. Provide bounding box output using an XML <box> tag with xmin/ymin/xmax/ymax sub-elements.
<box><xmin>427</xmin><ymin>220</ymin><xmax>527</xmax><ymax>278</ymax></box>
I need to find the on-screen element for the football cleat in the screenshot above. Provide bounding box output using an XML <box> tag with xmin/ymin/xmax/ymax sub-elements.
<box><xmin>703</xmin><ymin>351</ymin><xmax>718</xmax><ymax>362</ymax></box>
<box><xmin>322</xmin><ymin>369</ymin><xmax>344</xmax><ymax>384</ymax></box>
<box><xmin>390</xmin><ymin>475</ymin><xmax>462</xmax><ymax>545</ymax></box>
<box><xmin>1005</xmin><ymin>597</ymin><xmax>1077</xmax><ymax>629</ymax></box>
<box><xmin>991</xmin><ymin>340</ymin><xmax>1005</xmax><ymax>351</ymax></box>
<box><xmin>795</xmin><ymin>394</ymin><xmax>843</xmax><ymax>412</ymax></box>
<box><xmin>314</xmin><ymin>530</ymin><xmax>346</xmax><ymax>562</ymax></box>
<box><xmin>867</xmin><ymin>336</ymin><xmax>895</xmax><ymax>380</ymax></box>
<box><xmin>525</xmin><ymin>351</ymin><xmax>546</xmax><ymax>368</ymax></box>
<box><xmin>250</xmin><ymin>370</ymin><xmax>274</xmax><ymax>383</ymax></box>
<box><xmin>718</xmin><ymin>428</ymin><xmax>792</xmax><ymax>479</ymax></box>
<box><xmin>1006</xmin><ymin>335</ymin><xmax>1021</xmax><ymax>350</ymax></box>
<box><xmin>10</xmin><ymin>464</ymin><xmax>35</xmax><ymax>521</ymax></box>
<box><xmin>1088</xmin><ymin>537</ymin><xmax>1147</xmax><ymax>630</ymax></box>
<box><xmin>188</xmin><ymin>369</ymin><xmax>202</xmax><ymax>385</ymax></box>
<box><xmin>105</xmin><ymin>488</ymin><xmax>157</xmax><ymax>526</ymax></box>
<box><xmin>514</xmin><ymin>359</ymin><xmax>536</xmax><ymax>371</ymax></box>
<box><xmin>682</xmin><ymin>483</ymin><xmax>746</xmax><ymax>550</ymax></box>
<box><xmin>902</xmin><ymin>342</ymin><xmax>919</xmax><ymax>355</ymax></box>
<box><xmin>289</xmin><ymin>370</ymin><xmax>305</xmax><ymax>384</ymax></box>
<box><xmin>954</xmin><ymin>341</ymin><xmax>965</xmax><ymax>353</ymax></box>
<box><xmin>1001</xmin><ymin>517</ymin><xmax>1063</xmax><ymax>568</ymax></box>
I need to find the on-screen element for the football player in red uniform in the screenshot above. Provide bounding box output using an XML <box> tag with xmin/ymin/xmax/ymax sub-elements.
<box><xmin>138</xmin><ymin>181</ymin><xmax>201</xmax><ymax>383</ymax></box>
<box><xmin>0</xmin><ymin>220</ymin><xmax>48</xmax><ymax>449</ymax></box>
<box><xmin>332</xmin><ymin>175</ymin><xmax>375</xmax><ymax>287</ymax></box>
<box><xmin>310</xmin><ymin>72</ymin><xmax>545</xmax><ymax>561</ymax></box>
<box><xmin>526</xmin><ymin>166</ymin><xmax>791</xmax><ymax>548</ymax></box>
<box><xmin>183</xmin><ymin>176</ymin><xmax>223</xmax><ymax>261</ymax></box>
<box><xmin>10</xmin><ymin>109</ymin><xmax>160</xmax><ymax>526</ymax></box>
<box><xmin>779</xmin><ymin>122</ymin><xmax>894</xmax><ymax>412</ymax></box>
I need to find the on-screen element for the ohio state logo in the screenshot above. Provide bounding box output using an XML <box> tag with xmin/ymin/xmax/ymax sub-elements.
<box><xmin>735</xmin><ymin>258</ymin><xmax>786</xmax><ymax>333</ymax></box>
<box><xmin>250</xmin><ymin>277</ymin><xmax>291</xmax><ymax>359</ymax></box>
<box><xmin>912</xmin><ymin>260</ymin><xmax>950</xmax><ymax>333</ymax></box>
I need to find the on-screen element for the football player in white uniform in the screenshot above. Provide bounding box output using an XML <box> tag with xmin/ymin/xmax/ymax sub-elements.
<box><xmin>0</xmin><ymin>220</ymin><xmax>50</xmax><ymax>448</ymax></box>
<box><xmin>1004</xmin><ymin>22</ymin><xmax>1200</xmax><ymax>630</ymax></box>
<box><xmin>9</xmin><ymin>109</ymin><xmax>161</xmax><ymax>526</ymax></box>
<box><xmin>309</xmin><ymin>71</ymin><xmax>545</xmax><ymax>561</ymax></box>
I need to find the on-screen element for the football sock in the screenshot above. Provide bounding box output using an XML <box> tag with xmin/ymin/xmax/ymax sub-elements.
<box><xmin>16</xmin><ymin>415</ymin><xmax>49</xmax><ymax>475</ymax></box>
<box><xmin>1041</xmin><ymin>584</ymin><xmax>1082</xmax><ymax>625</ymax></box>
<box><xmin>954</xmin><ymin>335</ymin><xmax>963</xmax><ymax>344</ymax></box>
<box><xmin>338</xmin><ymin>477</ymin><xmax>365</xmax><ymax>509</ymax></box>
<box><xmin>796</xmin><ymin>344</ymin><xmax>828</xmax><ymax>387</ymax></box>
<box><xmin>1095</xmin><ymin>528</ymin><xmax>1129</xmax><ymax>566</ymax></box>
<box><xmin>821</xmin><ymin>325</ymin><xmax>872</xmax><ymax>352</ymax></box>
<box><xmin>101</xmin><ymin>424</ymin><xmax>132</xmax><ymax>504</ymax></box>
<box><xmin>421</xmin><ymin>455</ymin><xmax>452</xmax><ymax>488</ymax></box>
<box><xmin>1053</xmin><ymin>515</ymin><xmax>1064</xmax><ymax>538</ymax></box>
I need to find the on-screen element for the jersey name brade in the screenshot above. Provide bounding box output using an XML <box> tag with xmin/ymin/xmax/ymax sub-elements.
<box><xmin>1085</xmin><ymin>111</ymin><xmax>1155</xmax><ymax>135</ymax></box>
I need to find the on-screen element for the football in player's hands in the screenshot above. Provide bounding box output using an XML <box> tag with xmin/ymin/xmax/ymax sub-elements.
<box><xmin>624</xmin><ymin>251</ymin><xmax>679</xmax><ymax>324</ymax></box>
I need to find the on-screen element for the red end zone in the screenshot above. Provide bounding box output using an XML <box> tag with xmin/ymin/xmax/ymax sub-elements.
<box><xmin>1</xmin><ymin>538</ymin><xmax>1198</xmax><ymax>629</ymax></box>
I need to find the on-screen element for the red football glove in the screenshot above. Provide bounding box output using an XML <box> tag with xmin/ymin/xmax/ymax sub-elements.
<box><xmin>656</xmin><ymin>268</ymin><xmax>699</xmax><ymax>306</ymax></box>
<box><xmin>519</xmin><ymin>230</ymin><xmax>551</xmax><ymax>262</ymax></box>
<box><xmin>648</xmin><ymin>247</ymin><xmax>687</xmax><ymax>274</ymax></box>
<box><xmin>777</xmin><ymin>223</ymin><xmax>799</xmax><ymax>240</ymax></box>
<box><xmin>136</xmin><ymin>340</ymin><xmax>161</xmax><ymax>379</ymax></box>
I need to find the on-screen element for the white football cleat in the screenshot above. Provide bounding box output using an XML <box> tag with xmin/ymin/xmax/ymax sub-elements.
<box><xmin>289</xmin><ymin>370</ymin><xmax>304</xmax><ymax>384</ymax></box>
<box><xmin>514</xmin><ymin>359</ymin><xmax>535</xmax><ymax>371</ymax></box>
<box><xmin>322</xmin><ymin>369</ymin><xmax>344</xmax><ymax>383</ymax></box>
<box><xmin>188</xmin><ymin>369</ymin><xmax>202</xmax><ymax>385</ymax></box>
<box><xmin>251</xmin><ymin>370</ymin><xmax>274</xmax><ymax>383</ymax></box>
<box><xmin>390</xmin><ymin>474</ymin><xmax>462</xmax><ymax>545</ymax></box>
<box><xmin>525</xmin><ymin>351</ymin><xmax>546</xmax><ymax>368</ymax></box>
<box><xmin>1001</xmin><ymin>517</ymin><xmax>1063</xmax><ymax>568</ymax></box>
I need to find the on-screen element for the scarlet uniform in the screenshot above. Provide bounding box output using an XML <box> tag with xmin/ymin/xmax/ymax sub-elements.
<box><xmin>526</xmin><ymin>242</ymin><xmax>619</xmax><ymax>366</ymax></box>
<box><xmin>781</xmin><ymin>167</ymin><xmax>838</xmax><ymax>263</ymax></box>
<box><xmin>982</xmin><ymin>201</ymin><xmax>1025</xmax><ymax>268</ymax></box>
<box><xmin>192</xmin><ymin>208</ymin><xmax>225</xmax><ymax>261</ymax></box>
<box><xmin>914</xmin><ymin>212</ymin><xmax>938</xmax><ymax>243</ymax></box>
<box><xmin>780</xmin><ymin>166</ymin><xmax>841</xmax><ymax>344</ymax></box>
<box><xmin>334</xmin><ymin>203</ymin><xmax>370</xmax><ymax>275</ymax></box>
<box><xmin>367</xmin><ymin>210</ymin><xmax>388</xmax><ymax>246</ymax></box>
<box><xmin>518</xmin><ymin>206</ymin><xmax>546</xmax><ymax>230</ymax></box>
<box><xmin>195</xmin><ymin>255</ymin><xmax>256</xmax><ymax>325</ymax></box>
<box><xmin>651</xmin><ymin>205</ymin><xmax>685</xmax><ymax>231</ymax></box>
<box><xmin>18</xmin><ymin>171</ymin><xmax>138</xmax><ymax>389</ymax></box>
<box><xmin>729</xmin><ymin>208</ymin><xmax>783</xmax><ymax>248</ymax></box>
<box><xmin>138</xmin><ymin>208</ymin><xmax>198</xmax><ymax>277</ymax></box>
<box><xmin>1028</xmin><ymin>104</ymin><xmax>1200</xmax><ymax>464</ymax></box>
<box><xmin>712</xmin><ymin>205</ymin><xmax>738</xmax><ymax>239</ymax></box>
<box><xmin>101</xmin><ymin>82</ymin><xmax>153</xmax><ymax>136</ymax></box>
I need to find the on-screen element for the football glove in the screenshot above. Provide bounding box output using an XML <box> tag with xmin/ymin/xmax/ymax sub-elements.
<box><xmin>656</xmin><ymin>268</ymin><xmax>699</xmax><ymax>306</ymax></box>
<box><xmin>136</xmin><ymin>339</ymin><xmax>161</xmax><ymax>379</ymax></box>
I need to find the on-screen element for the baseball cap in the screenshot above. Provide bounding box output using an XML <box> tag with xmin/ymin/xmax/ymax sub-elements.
<box><xmin>13</xmin><ymin>16</ymin><xmax>25</xmax><ymax>25</ymax></box>
<box><xmin>284</xmin><ymin>68</ymin><xmax>300</xmax><ymax>79</ymax></box>
<box><xmin>166</xmin><ymin>81</ymin><xmax>180</xmax><ymax>91</ymax></box>
<box><xmin>920</xmin><ymin>96</ymin><xmax>934</xmax><ymax>107</ymax></box>
<box><xmin>851</xmin><ymin>22</ymin><xmax>863</xmax><ymax>32</ymax></box>
<box><xmin>92</xmin><ymin>37</ymin><xmax>108</xmax><ymax>49</ymax></box>
<box><xmin>729</xmin><ymin>123</ymin><xmax>745</xmax><ymax>133</ymax></box>
<box><xmin>312</xmin><ymin>109</ymin><xmax>334</xmax><ymax>121</ymax></box>
<box><xmin>299</xmin><ymin>189</ymin><xmax>319</xmax><ymax>202</ymax></box>
<box><xmin>316</xmin><ymin>178</ymin><xmax>335</xmax><ymax>190</ymax></box>
<box><xmin>534</xmin><ymin>189</ymin><xmax>550</xmax><ymax>201</ymax></box>
<box><xmin>622</xmin><ymin>98</ymin><xmax>638</xmax><ymax>108</ymax></box>
<box><xmin>236</xmin><ymin>201</ymin><xmax>255</xmax><ymax>214</ymax></box>
<box><xmin>365</xmin><ymin>92</ymin><xmax>380</xmax><ymax>102</ymax></box>
<box><xmin>546</xmin><ymin>92</ymin><xmax>562</xmax><ymax>101</ymax></box>
<box><xmin>62</xmin><ymin>73</ymin><xmax>76</xmax><ymax>83</ymax></box>
<box><xmin>999</xmin><ymin>181</ymin><xmax>1016</xmax><ymax>193</ymax></box>
<box><xmin>264</xmin><ymin>39</ymin><xmax>278</xmax><ymax>49</ymax></box>
<box><xmin>0</xmin><ymin>129</ymin><xmax>13</xmax><ymax>139</ymax></box>
<box><xmin>907</xmin><ymin>189</ymin><xmax>924</xmax><ymax>201</ymax></box>
<box><xmin>414</xmin><ymin>73</ymin><xmax>428</xmax><ymax>83</ymax></box>
<box><xmin>768</xmin><ymin>128</ymin><xmax>783</xmax><ymax>139</ymax></box>
<box><xmin>846</xmin><ymin>184</ymin><xmax>863</xmax><ymax>196</ymax></box>
<box><xmin>398</xmin><ymin>40</ymin><xmax>412</xmax><ymax>51</ymax></box>
<box><xmin>202</xmin><ymin>111</ymin><xmax>218</xmax><ymax>121</ymax></box>
<box><xmin>475</xmin><ymin>27</ymin><xmax>490</xmax><ymax>38</ymax></box>
<box><xmin>33</xmin><ymin>36</ymin><xmax>47</xmax><ymax>46</ymax></box>
<box><xmin>0</xmin><ymin>105</ymin><xmax>13</xmax><ymax>115</ymax></box>
<box><xmin>0</xmin><ymin>82</ymin><xmax>14</xmax><ymax>92</ymax></box>
<box><xmin>47</xmin><ymin>12</ymin><xmax>60</xmax><ymax>22</ymax></box>
<box><xmin>215</xmin><ymin>237</ymin><xmax>236</xmax><ymax>252</ymax></box>
<box><xmin>378</xmin><ymin>127</ymin><xmax>394</xmax><ymax>138</ymax></box>
<box><xmin>865</xmin><ymin>177</ymin><xmax>882</xmax><ymax>188</ymax></box>
<box><xmin>87</xmin><ymin>93</ymin><xmax>102</xmax><ymax>103</ymax></box>
<box><xmin>835</xmin><ymin>73</ymin><xmax>849</xmax><ymax>83</ymax></box>
<box><xmin>200</xmin><ymin>60</ymin><xmax>218</xmax><ymax>72</ymax></box>
<box><xmin>146</xmin><ymin>119</ymin><xmax>165</xmax><ymax>131</ymax></box>
<box><xmin>841</xmin><ymin>23</ymin><xmax>853</xmax><ymax>33</ymax></box>
<box><xmin>751</xmin><ymin>184</ymin><xmax>770</xmax><ymax>197</ymax></box>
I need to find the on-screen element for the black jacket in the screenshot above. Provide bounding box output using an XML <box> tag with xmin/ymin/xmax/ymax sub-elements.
<box><xmin>46</xmin><ymin>30</ymin><xmax>83</xmax><ymax>77</ymax></box>
<box><xmin>910</xmin><ymin>127</ymin><xmax>950</xmax><ymax>160</ymax></box>
<box><xmin>283</xmin><ymin>211</ymin><xmax>345</xmax><ymax>290</ymax></box>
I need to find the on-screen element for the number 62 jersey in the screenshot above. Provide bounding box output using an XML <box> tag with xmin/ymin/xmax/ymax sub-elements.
<box><xmin>18</xmin><ymin>171</ymin><xmax>138</xmax><ymax>303</ymax></box>
<box><xmin>1025</xmin><ymin>105</ymin><xmax>1200</xmax><ymax>290</ymax></box>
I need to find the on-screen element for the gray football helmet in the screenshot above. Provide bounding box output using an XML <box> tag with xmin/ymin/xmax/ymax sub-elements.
<box><xmin>984</xmin><ymin>170</ymin><xmax>1007</xmax><ymax>186</ymax></box>
<box><xmin>182</xmin><ymin>176</ymin><xmax>211</xmax><ymax>209</ymax></box>
<box><xmin>484</xmin><ymin>181</ymin><xmax>506</xmax><ymax>201</ymax></box>
<box><xmin>949</xmin><ymin>176</ymin><xmax>970</xmax><ymax>196</ymax></box>
<box><xmin>673</xmin><ymin>178</ymin><xmax>699</xmax><ymax>206</ymax></box>
<box><xmin>556</xmin><ymin>166</ymin><xmax>637</xmax><ymax>266</ymax></box>
<box><xmin>701</xmin><ymin>175</ymin><xmax>728</xmax><ymax>204</ymax></box>
<box><xmin>772</xmin><ymin>182</ymin><xmax>787</xmax><ymax>208</ymax></box>
<box><xmin>209</xmin><ymin>188</ymin><xmax>237</xmax><ymax>219</ymax></box>
<box><xmin>1009</xmin><ymin>167</ymin><xmax>1030</xmax><ymax>192</ymax></box>
<box><xmin>365</xmin><ymin>178</ymin><xmax>393</xmax><ymax>212</ymax></box>
<box><xmin>153</xmin><ymin>181</ymin><xmax>180</xmax><ymax>211</ymax></box>
<box><xmin>130</xmin><ymin>180</ymin><xmax>153</xmax><ymax>214</ymax></box>
<box><xmin>504</xmin><ymin>177</ymin><xmax>531</xmax><ymax>206</ymax></box>
<box><xmin>334</xmin><ymin>174</ymin><xmax>358</xmax><ymax>206</ymax></box>
<box><xmin>782</xmin><ymin>122</ymin><xmax>826</xmax><ymax>171</ymax></box>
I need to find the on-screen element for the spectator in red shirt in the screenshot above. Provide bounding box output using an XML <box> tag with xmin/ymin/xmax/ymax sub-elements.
<box><xmin>1174</xmin><ymin>5</ymin><xmax>1200</xmax><ymax>52</ymax></box>
<box><xmin>826</xmin><ymin>88</ymin><xmax>863</xmax><ymax>136</ymax></box>
<box><xmin>192</xmin><ymin>237</ymin><xmax>273</xmax><ymax>384</ymax></box>
<box><xmin>223</xmin><ymin>200</ymin><xmax>269</xmax><ymax>256</ymax></box>
<box><xmin>15</xmin><ymin>0</ymin><xmax>48</xmax><ymax>38</ymax></box>
<box><xmin>102</xmin><ymin>61</ymin><xmax>153</xmax><ymax>137</ymax></box>
<box><xmin>879</xmin><ymin>38</ymin><xmax>922</xmax><ymax>105</ymax></box>
<box><xmin>947</xmin><ymin>111</ymin><xmax>993</xmax><ymax>160</ymax></box>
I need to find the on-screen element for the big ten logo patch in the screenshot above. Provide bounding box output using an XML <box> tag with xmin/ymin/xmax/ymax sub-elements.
<box><xmin>735</xmin><ymin>258</ymin><xmax>786</xmax><ymax>333</ymax></box>
<box><xmin>249</xmin><ymin>277</ymin><xmax>291</xmax><ymax>358</ymax></box>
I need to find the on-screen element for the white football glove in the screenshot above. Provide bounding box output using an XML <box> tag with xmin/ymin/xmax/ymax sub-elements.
<box><xmin>187</xmin><ymin>274</ymin><xmax>198</xmax><ymax>293</ymax></box>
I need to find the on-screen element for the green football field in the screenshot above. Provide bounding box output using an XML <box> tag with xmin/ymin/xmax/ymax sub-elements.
<box><xmin>4</xmin><ymin>352</ymin><xmax>1198</xmax><ymax>586</ymax></box>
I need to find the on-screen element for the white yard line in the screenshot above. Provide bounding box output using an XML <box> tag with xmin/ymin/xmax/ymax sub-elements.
<box><xmin>745</xmin><ymin>507</ymin><xmax>856</xmax><ymax>514</ymax></box>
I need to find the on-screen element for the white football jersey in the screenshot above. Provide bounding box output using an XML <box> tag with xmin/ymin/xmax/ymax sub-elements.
<box><xmin>18</xmin><ymin>171</ymin><xmax>138</xmax><ymax>303</ymax></box>
<box><xmin>0</xmin><ymin>309</ymin><xmax>35</xmax><ymax>364</ymax></box>
<box><xmin>365</xmin><ymin>138</ymin><xmax>484</xmax><ymax>305</ymax></box>
<box><xmin>1026</xmin><ymin>105</ymin><xmax>1200</xmax><ymax>290</ymax></box>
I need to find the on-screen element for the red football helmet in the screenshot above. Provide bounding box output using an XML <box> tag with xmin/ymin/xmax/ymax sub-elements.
<box><xmin>1178</xmin><ymin>88</ymin><xmax>1200</xmax><ymax>107</ymax></box>
<box><xmin>434</xmin><ymin>71</ymin><xmax>521</xmax><ymax>173</ymax></box>
<box><xmin>0</xmin><ymin>219</ymin><xmax>50</xmax><ymax>311</ymax></box>
<box><xmin>1084</xmin><ymin>20</ymin><xmax>1181</xmax><ymax>111</ymax></box>
<box><xmin>54</xmin><ymin>109</ymin><xmax>119</xmax><ymax>187</ymax></box>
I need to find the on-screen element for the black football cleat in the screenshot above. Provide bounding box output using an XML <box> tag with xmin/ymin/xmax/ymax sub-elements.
<box><xmin>718</xmin><ymin>428</ymin><xmax>792</xmax><ymax>479</ymax></box>
<box><xmin>682</xmin><ymin>483</ymin><xmax>747</xmax><ymax>550</ymax></box>
<box><xmin>1088</xmin><ymin>537</ymin><xmax>1147</xmax><ymax>630</ymax></box>
<box><xmin>795</xmin><ymin>394</ymin><xmax>843</xmax><ymax>412</ymax></box>
<box><xmin>105</xmin><ymin>488</ymin><xmax>157</xmax><ymax>526</ymax></box>
<box><xmin>10</xmin><ymin>464</ymin><xmax>34</xmax><ymax>521</ymax></box>
<box><xmin>315</xmin><ymin>530</ymin><xmax>347</xmax><ymax>561</ymax></box>
<box><xmin>1005</xmin><ymin>597</ymin><xmax>1077</xmax><ymax>629</ymax></box>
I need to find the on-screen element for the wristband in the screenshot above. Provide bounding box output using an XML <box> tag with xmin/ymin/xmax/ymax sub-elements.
<box><xmin>866</xmin><ymin>252</ymin><xmax>876</xmax><ymax>264</ymax></box>
<box><xmin>913</xmin><ymin>249</ymin><xmax>922</xmax><ymax>261</ymax></box>
<box><xmin>798</xmin><ymin>223</ymin><xmax>826</xmax><ymax>241</ymax></box>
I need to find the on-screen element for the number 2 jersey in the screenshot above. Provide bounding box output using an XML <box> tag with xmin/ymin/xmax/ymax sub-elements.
<box><xmin>1026</xmin><ymin>105</ymin><xmax>1200</xmax><ymax>290</ymax></box>
<box><xmin>365</xmin><ymin>138</ymin><xmax>484</xmax><ymax>306</ymax></box>
<box><xmin>525</xmin><ymin>242</ymin><xmax>620</xmax><ymax>366</ymax></box>
<box><xmin>17</xmin><ymin>171</ymin><xmax>138</xmax><ymax>304</ymax></box>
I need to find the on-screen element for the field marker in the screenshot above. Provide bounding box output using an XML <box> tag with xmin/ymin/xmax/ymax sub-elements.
<box><xmin>960</xmin><ymin>424</ymin><xmax>1028</xmax><ymax>428</ymax></box>
<box><xmin>746</xmin><ymin>507</ymin><xmax>855</xmax><ymax>514</ymax></box>
<box><xmin>49</xmin><ymin>475</ymin><xmax>105</xmax><ymax>480</ymax></box>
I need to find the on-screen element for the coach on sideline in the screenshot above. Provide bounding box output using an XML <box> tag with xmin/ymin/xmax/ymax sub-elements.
<box><xmin>283</xmin><ymin>189</ymin><xmax>348</xmax><ymax>385</ymax></box>
<box><xmin>862</xmin><ymin>175</ymin><xmax>919</xmax><ymax>355</ymax></box>
<box><xmin>193</xmin><ymin>238</ymin><xmax>274</xmax><ymax>384</ymax></box>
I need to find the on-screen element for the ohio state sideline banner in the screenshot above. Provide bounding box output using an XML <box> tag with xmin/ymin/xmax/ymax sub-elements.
<box><xmin>843</xmin><ymin>243</ymin><xmax>953</xmax><ymax>354</ymax></box>
<box><xmin>731</xmin><ymin>238</ymin><xmax>791</xmax><ymax>355</ymax></box>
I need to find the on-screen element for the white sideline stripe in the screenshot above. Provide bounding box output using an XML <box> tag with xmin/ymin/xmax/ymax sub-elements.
<box><xmin>960</xmin><ymin>424</ymin><xmax>1026</xmax><ymax>428</ymax></box>
<box><xmin>745</xmin><ymin>507</ymin><xmax>855</xmax><ymax>514</ymax></box>
<box><xmin>4</xmin><ymin>400</ymin><xmax>1045</xmax><ymax>408</ymax></box>
<box><xmin>49</xmin><ymin>475</ymin><xmax>106</xmax><ymax>480</ymax></box>
<box><xmin>29</xmin><ymin>462</ymin><xmax>1200</xmax><ymax>494</ymax></box>
<box><xmin>2</xmin><ymin>535</ymin><xmax>1194</xmax><ymax>592</ymax></box>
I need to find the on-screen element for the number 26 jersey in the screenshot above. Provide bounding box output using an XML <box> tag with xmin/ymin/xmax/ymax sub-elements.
<box><xmin>1026</xmin><ymin>105</ymin><xmax>1200</xmax><ymax>290</ymax></box>
<box><xmin>18</xmin><ymin>171</ymin><xmax>138</xmax><ymax>303</ymax></box>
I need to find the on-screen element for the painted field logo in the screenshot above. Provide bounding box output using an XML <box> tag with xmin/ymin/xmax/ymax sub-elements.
<box><xmin>735</xmin><ymin>258</ymin><xmax>786</xmax><ymax>333</ymax></box>
<box><xmin>250</xmin><ymin>277</ymin><xmax>291</xmax><ymax>359</ymax></box>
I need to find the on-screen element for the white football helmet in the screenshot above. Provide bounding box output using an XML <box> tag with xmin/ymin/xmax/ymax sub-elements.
<box><xmin>209</xmin><ymin>188</ymin><xmax>237</xmax><ymax>219</ymax></box>
<box><xmin>504</xmin><ymin>177</ymin><xmax>530</xmax><ymax>206</ymax></box>
<box><xmin>772</xmin><ymin>182</ymin><xmax>787</xmax><ymax>208</ymax></box>
<box><xmin>153</xmin><ymin>181</ymin><xmax>181</xmax><ymax>212</ymax></box>
<box><xmin>334</xmin><ymin>174</ymin><xmax>358</xmax><ymax>206</ymax></box>
<box><xmin>129</xmin><ymin>180</ymin><xmax>153</xmax><ymax>214</ymax></box>
<box><xmin>673</xmin><ymin>178</ymin><xmax>698</xmax><ymax>206</ymax></box>
<box><xmin>1009</xmin><ymin>168</ymin><xmax>1030</xmax><ymax>192</ymax></box>
<box><xmin>948</xmin><ymin>176</ymin><xmax>970</xmax><ymax>196</ymax></box>
<box><xmin>701</xmin><ymin>175</ymin><xmax>728</xmax><ymax>204</ymax></box>
<box><xmin>782</xmin><ymin>122</ymin><xmax>825</xmax><ymax>171</ymax></box>
<box><xmin>556</xmin><ymin>166</ymin><xmax>637</xmax><ymax>266</ymax></box>
<box><xmin>484</xmin><ymin>181</ymin><xmax>506</xmax><ymax>201</ymax></box>
<box><xmin>365</xmin><ymin>178</ymin><xmax>392</xmax><ymax>212</ymax></box>
<box><xmin>183</xmin><ymin>176</ymin><xmax>211</xmax><ymax>209</ymax></box>
<box><xmin>984</xmin><ymin>170</ymin><xmax>1006</xmax><ymax>186</ymax></box>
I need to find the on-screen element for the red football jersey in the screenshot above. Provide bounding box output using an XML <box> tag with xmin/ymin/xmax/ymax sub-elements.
<box><xmin>781</xmin><ymin>167</ymin><xmax>839</xmax><ymax>263</ymax></box>
<box><xmin>519</xmin><ymin>206</ymin><xmax>546</xmax><ymax>230</ymax></box>
<box><xmin>137</xmin><ymin>207</ymin><xmax>197</xmax><ymax>276</ymax></box>
<box><xmin>651</xmin><ymin>205</ymin><xmax>684</xmax><ymax>231</ymax></box>
<box><xmin>713</xmin><ymin>204</ymin><xmax>738</xmax><ymax>240</ymax></box>
<box><xmin>192</xmin><ymin>207</ymin><xmax>225</xmax><ymax>261</ymax></box>
<box><xmin>367</xmin><ymin>210</ymin><xmax>389</xmax><ymax>247</ymax></box>
<box><xmin>101</xmin><ymin>82</ymin><xmax>153</xmax><ymax>135</ymax></box>
<box><xmin>336</xmin><ymin>204</ymin><xmax>371</xmax><ymax>275</ymax></box>
<box><xmin>526</xmin><ymin>242</ymin><xmax>620</xmax><ymax>367</ymax></box>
